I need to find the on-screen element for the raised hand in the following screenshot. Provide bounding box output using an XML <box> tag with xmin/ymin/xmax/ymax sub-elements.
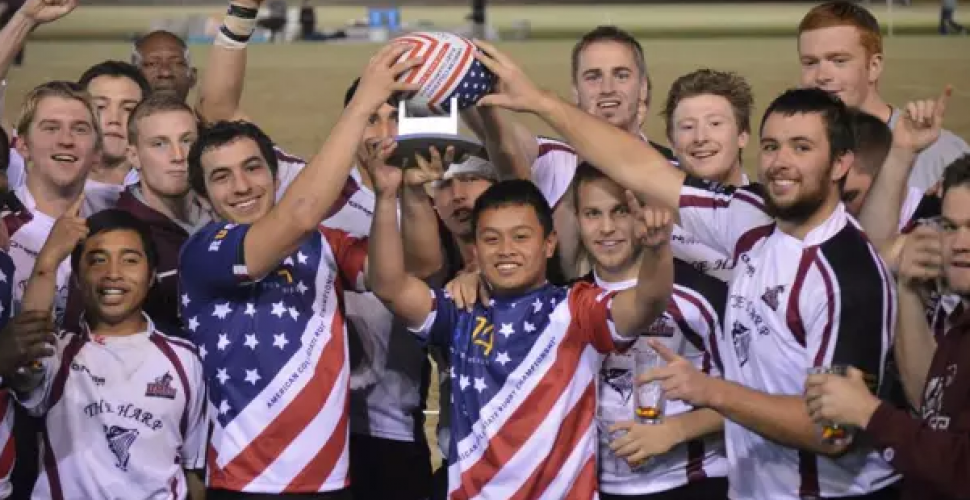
<box><xmin>897</xmin><ymin>222</ymin><xmax>943</xmax><ymax>288</ymax></box>
<box><xmin>473</xmin><ymin>40</ymin><xmax>547</xmax><ymax>114</ymax></box>
<box><xmin>405</xmin><ymin>146</ymin><xmax>451</xmax><ymax>188</ymax></box>
<box><xmin>37</xmin><ymin>193</ymin><xmax>87</xmax><ymax>269</ymax></box>
<box><xmin>19</xmin><ymin>0</ymin><xmax>78</xmax><ymax>25</ymax></box>
<box><xmin>0</xmin><ymin>310</ymin><xmax>56</xmax><ymax>379</ymax></box>
<box><xmin>893</xmin><ymin>86</ymin><xmax>952</xmax><ymax>153</ymax></box>
<box><xmin>628</xmin><ymin>191</ymin><xmax>673</xmax><ymax>249</ymax></box>
<box><xmin>638</xmin><ymin>338</ymin><xmax>717</xmax><ymax>408</ymax></box>
<box><xmin>362</xmin><ymin>138</ymin><xmax>402</xmax><ymax>198</ymax></box>
<box><xmin>350</xmin><ymin>43</ymin><xmax>424</xmax><ymax>114</ymax></box>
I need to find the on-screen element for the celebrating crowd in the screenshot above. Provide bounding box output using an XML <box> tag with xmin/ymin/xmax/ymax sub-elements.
<box><xmin>0</xmin><ymin>0</ymin><xmax>969</xmax><ymax>499</ymax></box>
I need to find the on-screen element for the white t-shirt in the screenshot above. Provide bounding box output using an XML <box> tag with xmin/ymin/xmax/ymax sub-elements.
<box><xmin>593</xmin><ymin>261</ymin><xmax>729</xmax><ymax>496</ymax></box>
<box><xmin>14</xmin><ymin>316</ymin><xmax>208</xmax><ymax>499</ymax></box>
<box><xmin>888</xmin><ymin>108</ymin><xmax>970</xmax><ymax>192</ymax></box>
<box><xmin>678</xmin><ymin>176</ymin><xmax>899</xmax><ymax>499</ymax></box>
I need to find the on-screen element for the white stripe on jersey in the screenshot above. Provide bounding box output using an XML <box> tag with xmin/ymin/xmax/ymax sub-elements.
<box><xmin>13</xmin><ymin>316</ymin><xmax>207</xmax><ymax>500</ymax></box>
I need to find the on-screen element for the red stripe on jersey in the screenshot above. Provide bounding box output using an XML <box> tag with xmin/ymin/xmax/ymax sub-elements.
<box><xmin>671</xmin><ymin>289</ymin><xmax>719</xmax><ymax>374</ymax></box>
<box><xmin>507</xmin><ymin>383</ymin><xmax>595</xmax><ymax>500</ymax></box>
<box><xmin>787</xmin><ymin>248</ymin><xmax>819</xmax><ymax>348</ymax></box>
<box><xmin>323</xmin><ymin>177</ymin><xmax>361</xmax><ymax>222</ymax></box>
<box><xmin>150</xmin><ymin>334</ymin><xmax>192</xmax><ymax>438</ymax></box>
<box><xmin>455</xmin><ymin>325</ymin><xmax>588</xmax><ymax>498</ymax></box>
<box><xmin>48</xmin><ymin>335</ymin><xmax>86</xmax><ymax>408</ymax></box>
<box><xmin>733</xmin><ymin>224</ymin><xmax>774</xmax><ymax>258</ymax></box>
<box><xmin>2</xmin><ymin>210</ymin><xmax>32</xmax><ymax>238</ymax></box>
<box><xmin>428</xmin><ymin>37</ymin><xmax>474</xmax><ymax>107</ymax></box>
<box><xmin>42</xmin><ymin>427</ymin><xmax>65</xmax><ymax>500</ymax></box>
<box><xmin>284</xmin><ymin>380</ymin><xmax>350</xmax><ymax>492</ymax></box>
<box><xmin>0</xmin><ymin>396</ymin><xmax>13</xmax><ymax>479</ymax></box>
<box><xmin>562</xmin><ymin>455</ymin><xmax>597</xmax><ymax>500</ymax></box>
<box><xmin>664</xmin><ymin>296</ymin><xmax>709</xmax><ymax>482</ymax></box>
<box><xmin>798</xmin><ymin>450</ymin><xmax>820</xmax><ymax>499</ymax></box>
<box><xmin>208</xmin><ymin>312</ymin><xmax>348</xmax><ymax>492</ymax></box>
<box><xmin>811</xmin><ymin>254</ymin><xmax>838</xmax><ymax>367</ymax></box>
<box><xmin>537</xmin><ymin>140</ymin><xmax>574</xmax><ymax>158</ymax></box>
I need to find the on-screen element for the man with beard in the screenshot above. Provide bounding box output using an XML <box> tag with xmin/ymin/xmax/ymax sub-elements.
<box><xmin>796</xmin><ymin>0</ymin><xmax>968</xmax><ymax>193</ymax></box>
<box><xmin>464</xmin><ymin>26</ymin><xmax>675</xmax><ymax>279</ymax></box>
<box><xmin>805</xmin><ymin>155</ymin><xmax>970</xmax><ymax>500</ymax></box>
<box><xmin>62</xmin><ymin>93</ymin><xmax>207</xmax><ymax>335</ymax></box>
<box><xmin>474</xmin><ymin>41</ymin><xmax>899</xmax><ymax>498</ymax></box>
<box><xmin>132</xmin><ymin>30</ymin><xmax>198</xmax><ymax>103</ymax></box>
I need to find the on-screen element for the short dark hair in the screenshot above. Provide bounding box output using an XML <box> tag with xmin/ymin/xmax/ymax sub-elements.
<box><xmin>760</xmin><ymin>88</ymin><xmax>854</xmax><ymax>163</ymax></box>
<box><xmin>570</xmin><ymin>161</ymin><xmax>610</xmax><ymax>212</ymax></box>
<box><xmin>471</xmin><ymin>179</ymin><xmax>555</xmax><ymax>237</ymax></box>
<box><xmin>941</xmin><ymin>154</ymin><xmax>970</xmax><ymax>200</ymax></box>
<box><xmin>847</xmin><ymin>107</ymin><xmax>892</xmax><ymax>177</ymax></box>
<box><xmin>127</xmin><ymin>92</ymin><xmax>196</xmax><ymax>145</ymax></box>
<box><xmin>0</xmin><ymin>127</ymin><xmax>9</xmax><ymax>171</ymax></box>
<box><xmin>188</xmin><ymin>120</ymin><xmax>279</xmax><ymax>198</ymax></box>
<box><xmin>570</xmin><ymin>26</ymin><xmax>651</xmax><ymax>103</ymax></box>
<box><xmin>78</xmin><ymin>60</ymin><xmax>152</xmax><ymax>99</ymax></box>
<box><xmin>71</xmin><ymin>209</ymin><xmax>159</xmax><ymax>276</ymax></box>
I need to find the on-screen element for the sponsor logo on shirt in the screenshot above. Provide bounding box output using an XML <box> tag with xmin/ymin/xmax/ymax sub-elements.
<box><xmin>103</xmin><ymin>424</ymin><xmax>139</xmax><ymax>471</ymax></box>
<box><xmin>71</xmin><ymin>362</ymin><xmax>106</xmax><ymax>386</ymax></box>
<box><xmin>145</xmin><ymin>372</ymin><xmax>178</xmax><ymax>400</ymax></box>
<box><xmin>761</xmin><ymin>285</ymin><xmax>785</xmax><ymax>311</ymax></box>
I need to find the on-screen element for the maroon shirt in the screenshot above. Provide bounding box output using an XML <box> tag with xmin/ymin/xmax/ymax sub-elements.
<box><xmin>63</xmin><ymin>189</ymin><xmax>198</xmax><ymax>336</ymax></box>
<box><xmin>866</xmin><ymin>304</ymin><xmax>970</xmax><ymax>500</ymax></box>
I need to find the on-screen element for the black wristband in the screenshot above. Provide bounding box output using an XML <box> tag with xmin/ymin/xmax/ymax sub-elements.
<box><xmin>227</xmin><ymin>3</ymin><xmax>259</xmax><ymax>19</ymax></box>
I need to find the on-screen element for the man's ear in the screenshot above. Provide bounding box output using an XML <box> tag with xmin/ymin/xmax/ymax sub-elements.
<box><xmin>545</xmin><ymin>229</ymin><xmax>558</xmax><ymax>259</ymax></box>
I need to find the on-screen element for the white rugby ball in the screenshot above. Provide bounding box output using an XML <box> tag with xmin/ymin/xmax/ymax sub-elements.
<box><xmin>393</xmin><ymin>31</ymin><xmax>496</xmax><ymax>116</ymax></box>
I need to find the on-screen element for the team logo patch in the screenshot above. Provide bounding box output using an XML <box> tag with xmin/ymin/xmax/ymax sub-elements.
<box><xmin>731</xmin><ymin>321</ymin><xmax>751</xmax><ymax>367</ymax></box>
<box><xmin>760</xmin><ymin>285</ymin><xmax>785</xmax><ymax>311</ymax></box>
<box><xmin>145</xmin><ymin>372</ymin><xmax>177</xmax><ymax>400</ymax></box>
<box><xmin>601</xmin><ymin>367</ymin><xmax>634</xmax><ymax>404</ymax></box>
<box><xmin>104</xmin><ymin>425</ymin><xmax>139</xmax><ymax>471</ymax></box>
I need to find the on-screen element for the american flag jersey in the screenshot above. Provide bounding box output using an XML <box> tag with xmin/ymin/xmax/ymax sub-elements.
<box><xmin>0</xmin><ymin>251</ymin><xmax>15</xmax><ymax>500</ymax></box>
<box><xmin>411</xmin><ymin>281</ymin><xmax>627</xmax><ymax>499</ymax></box>
<box><xmin>178</xmin><ymin>221</ymin><xmax>368</xmax><ymax>494</ymax></box>
<box><xmin>12</xmin><ymin>315</ymin><xmax>207</xmax><ymax>500</ymax></box>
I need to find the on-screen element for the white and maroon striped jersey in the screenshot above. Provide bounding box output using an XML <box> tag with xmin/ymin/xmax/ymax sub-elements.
<box><xmin>411</xmin><ymin>281</ymin><xmax>626</xmax><ymax>499</ymax></box>
<box><xmin>178</xmin><ymin>221</ymin><xmax>368</xmax><ymax>494</ymax></box>
<box><xmin>321</xmin><ymin>168</ymin><xmax>427</xmax><ymax>443</ymax></box>
<box><xmin>678</xmin><ymin>175</ymin><xmax>899</xmax><ymax>499</ymax></box>
<box><xmin>12</xmin><ymin>316</ymin><xmax>207</xmax><ymax>499</ymax></box>
<box><xmin>0</xmin><ymin>250</ymin><xmax>15</xmax><ymax>500</ymax></box>
<box><xmin>590</xmin><ymin>260</ymin><xmax>729</xmax><ymax>496</ymax></box>
<box><xmin>2</xmin><ymin>186</ymin><xmax>74</xmax><ymax>326</ymax></box>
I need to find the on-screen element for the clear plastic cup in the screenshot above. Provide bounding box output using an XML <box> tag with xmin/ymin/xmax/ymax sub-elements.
<box><xmin>807</xmin><ymin>364</ymin><xmax>857</xmax><ymax>446</ymax></box>
<box><xmin>633</xmin><ymin>335</ymin><xmax>685</xmax><ymax>425</ymax></box>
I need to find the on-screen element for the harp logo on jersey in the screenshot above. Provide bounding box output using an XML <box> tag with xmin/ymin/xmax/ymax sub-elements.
<box><xmin>104</xmin><ymin>425</ymin><xmax>139</xmax><ymax>471</ymax></box>
<box><xmin>145</xmin><ymin>372</ymin><xmax>177</xmax><ymax>400</ymax></box>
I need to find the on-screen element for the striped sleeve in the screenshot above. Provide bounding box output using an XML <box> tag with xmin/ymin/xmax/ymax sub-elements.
<box><xmin>568</xmin><ymin>281</ymin><xmax>622</xmax><ymax>354</ymax></box>
<box><xmin>531</xmin><ymin>137</ymin><xmax>577</xmax><ymax>208</ymax></box>
<box><xmin>408</xmin><ymin>288</ymin><xmax>460</xmax><ymax>347</ymax></box>
<box><xmin>803</xmin><ymin>229</ymin><xmax>896</xmax><ymax>388</ymax></box>
<box><xmin>678</xmin><ymin>175</ymin><xmax>773</xmax><ymax>258</ymax></box>
<box><xmin>321</xmin><ymin>227</ymin><xmax>368</xmax><ymax>293</ymax></box>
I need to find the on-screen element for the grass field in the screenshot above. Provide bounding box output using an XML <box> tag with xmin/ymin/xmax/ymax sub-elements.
<box><xmin>3</xmin><ymin>5</ymin><xmax>969</xmax><ymax>468</ymax></box>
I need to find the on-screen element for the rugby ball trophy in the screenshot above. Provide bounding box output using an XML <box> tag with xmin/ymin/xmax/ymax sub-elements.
<box><xmin>386</xmin><ymin>31</ymin><xmax>494</xmax><ymax>168</ymax></box>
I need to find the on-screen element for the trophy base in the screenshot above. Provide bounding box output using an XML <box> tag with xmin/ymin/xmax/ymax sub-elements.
<box><xmin>387</xmin><ymin>133</ymin><xmax>488</xmax><ymax>169</ymax></box>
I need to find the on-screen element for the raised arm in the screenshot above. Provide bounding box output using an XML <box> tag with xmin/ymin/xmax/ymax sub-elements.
<box><xmin>858</xmin><ymin>87</ymin><xmax>951</xmax><ymax>249</ymax></box>
<box><xmin>400</xmin><ymin>147</ymin><xmax>449</xmax><ymax>279</ymax></box>
<box><xmin>0</xmin><ymin>0</ymin><xmax>77</xmax><ymax>84</ymax></box>
<box><xmin>609</xmin><ymin>196</ymin><xmax>674</xmax><ymax>337</ymax></box>
<box><xmin>364</xmin><ymin>151</ymin><xmax>435</xmax><ymax>330</ymax></box>
<box><xmin>473</xmin><ymin>41</ymin><xmax>685</xmax><ymax>212</ymax></box>
<box><xmin>195</xmin><ymin>0</ymin><xmax>262</xmax><ymax>123</ymax></box>
<box><xmin>21</xmin><ymin>194</ymin><xmax>86</xmax><ymax>314</ymax></box>
<box><xmin>240</xmin><ymin>45</ymin><xmax>421</xmax><ymax>280</ymax></box>
<box><xmin>463</xmin><ymin>106</ymin><xmax>538</xmax><ymax>182</ymax></box>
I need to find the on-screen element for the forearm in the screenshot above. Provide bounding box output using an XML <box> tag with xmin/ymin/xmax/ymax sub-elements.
<box><xmin>196</xmin><ymin>0</ymin><xmax>258</xmax><ymax>123</ymax></box>
<box><xmin>0</xmin><ymin>11</ymin><xmax>37</xmax><ymax>83</ymax></box>
<box><xmin>477</xmin><ymin>106</ymin><xmax>536</xmax><ymax>181</ymax></box>
<box><xmin>21</xmin><ymin>256</ymin><xmax>60</xmax><ymax>314</ymax></box>
<box><xmin>894</xmin><ymin>285</ymin><xmax>937</xmax><ymax>408</ymax></box>
<box><xmin>709</xmin><ymin>378</ymin><xmax>845</xmax><ymax>456</ymax></box>
<box><xmin>670</xmin><ymin>408</ymin><xmax>724</xmax><ymax>444</ymax></box>
<box><xmin>858</xmin><ymin>147</ymin><xmax>917</xmax><ymax>248</ymax></box>
<box><xmin>401</xmin><ymin>185</ymin><xmax>443</xmax><ymax>279</ymax></box>
<box><xmin>368</xmin><ymin>194</ymin><xmax>410</xmax><ymax>299</ymax></box>
<box><xmin>632</xmin><ymin>243</ymin><xmax>674</xmax><ymax>330</ymax></box>
<box><xmin>865</xmin><ymin>402</ymin><xmax>970</xmax><ymax>498</ymax></box>
<box><xmin>534</xmin><ymin>92</ymin><xmax>685</xmax><ymax>211</ymax></box>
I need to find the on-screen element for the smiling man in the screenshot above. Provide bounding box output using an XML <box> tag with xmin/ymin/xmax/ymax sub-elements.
<box><xmin>473</xmin><ymin>40</ymin><xmax>900</xmax><ymax>499</ymax></box>
<box><xmin>4</xmin><ymin>207</ymin><xmax>207</xmax><ymax>499</ymax></box>
<box><xmin>796</xmin><ymin>0</ymin><xmax>969</xmax><ymax>191</ymax></box>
